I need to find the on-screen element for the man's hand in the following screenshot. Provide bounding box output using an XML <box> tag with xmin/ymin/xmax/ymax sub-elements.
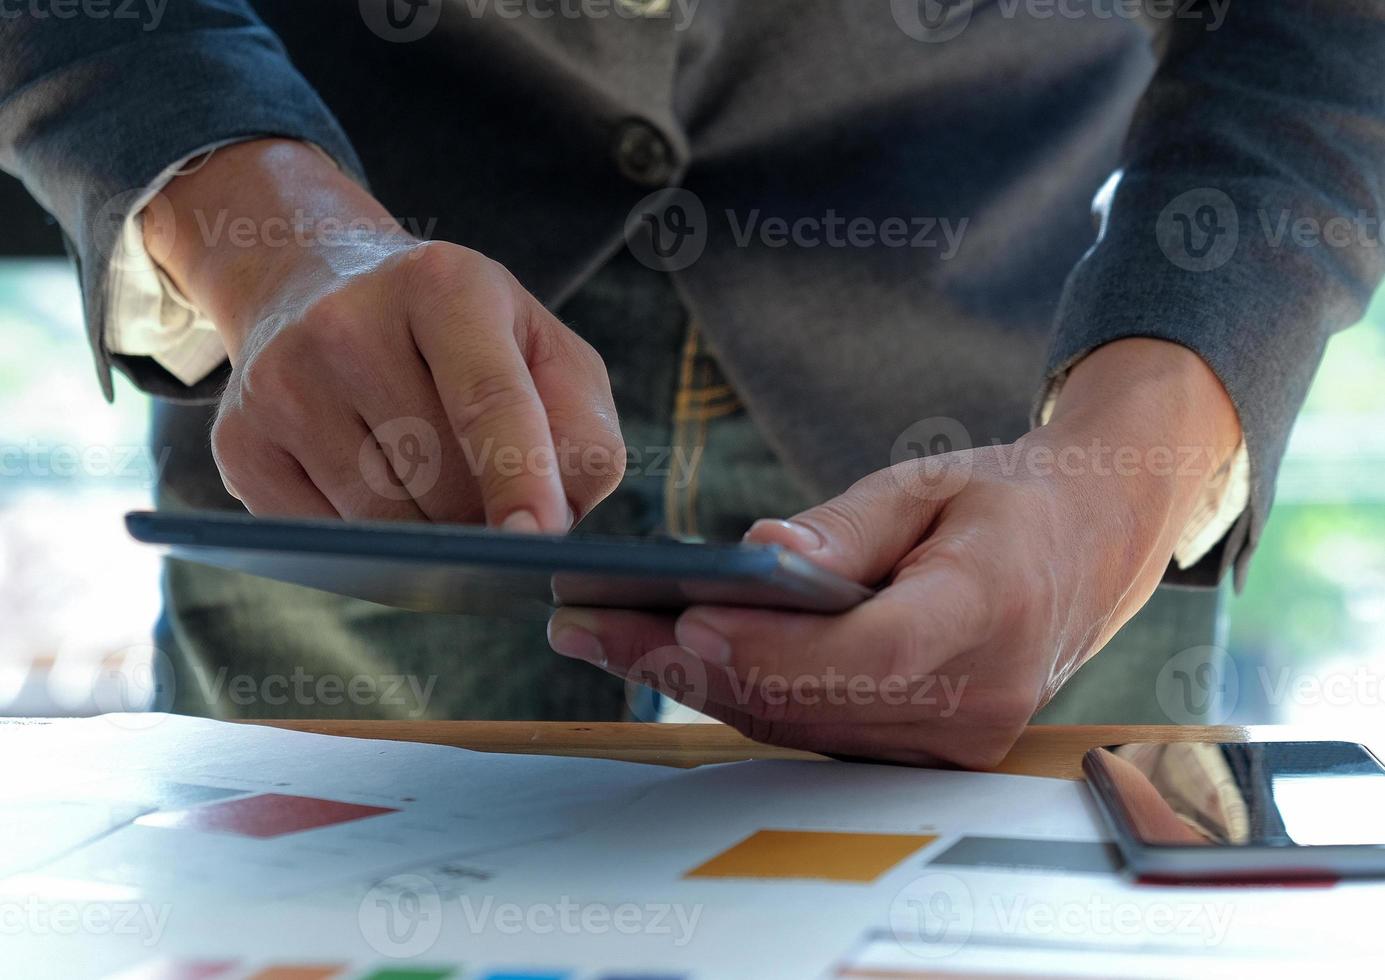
<box><xmin>144</xmin><ymin>139</ymin><xmax>624</xmax><ymax>529</ymax></box>
<box><xmin>547</xmin><ymin>339</ymin><xmax>1242</xmax><ymax>768</ymax></box>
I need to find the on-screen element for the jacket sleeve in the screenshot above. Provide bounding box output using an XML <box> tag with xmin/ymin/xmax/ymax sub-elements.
<box><xmin>0</xmin><ymin>2</ymin><xmax>365</xmax><ymax>402</ymax></box>
<box><xmin>1037</xmin><ymin>0</ymin><xmax>1385</xmax><ymax>589</ymax></box>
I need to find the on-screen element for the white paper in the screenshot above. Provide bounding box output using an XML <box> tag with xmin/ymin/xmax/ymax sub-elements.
<box><xmin>1</xmin><ymin>716</ymin><xmax>1380</xmax><ymax>980</ymax></box>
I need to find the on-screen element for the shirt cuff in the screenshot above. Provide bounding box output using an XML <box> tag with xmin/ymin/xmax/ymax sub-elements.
<box><xmin>104</xmin><ymin>139</ymin><xmax>340</xmax><ymax>388</ymax></box>
<box><xmin>103</xmin><ymin>141</ymin><xmax>237</xmax><ymax>386</ymax></box>
<box><xmin>1038</xmin><ymin>380</ymin><xmax>1251</xmax><ymax>572</ymax></box>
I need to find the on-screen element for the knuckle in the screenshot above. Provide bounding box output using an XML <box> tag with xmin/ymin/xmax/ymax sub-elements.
<box><xmin>588</xmin><ymin>428</ymin><xmax>629</xmax><ymax>495</ymax></box>
<box><xmin>236</xmin><ymin>345</ymin><xmax>294</xmax><ymax>405</ymax></box>
<box><xmin>405</xmin><ymin>240</ymin><xmax>464</xmax><ymax>290</ymax></box>
<box><xmin>407</xmin><ymin>241</ymin><xmax>508</xmax><ymax>309</ymax></box>
<box><xmin>801</xmin><ymin>497</ymin><xmax>871</xmax><ymax>555</ymax></box>
<box><xmin>237</xmin><ymin>353</ymin><xmax>314</xmax><ymax>430</ymax></box>
<box><xmin>210</xmin><ymin>412</ymin><xmax>255</xmax><ymax>481</ymax></box>
<box><xmin>451</xmin><ymin>373</ymin><xmax>535</xmax><ymax>439</ymax></box>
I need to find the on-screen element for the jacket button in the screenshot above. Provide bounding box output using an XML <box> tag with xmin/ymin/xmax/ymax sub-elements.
<box><xmin>613</xmin><ymin>119</ymin><xmax>677</xmax><ymax>188</ymax></box>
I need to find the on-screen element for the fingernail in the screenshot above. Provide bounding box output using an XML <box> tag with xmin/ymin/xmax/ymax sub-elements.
<box><xmin>675</xmin><ymin>617</ymin><xmax>732</xmax><ymax>666</ymax></box>
<box><xmin>501</xmin><ymin>509</ymin><xmax>541</xmax><ymax>534</ymax></box>
<box><xmin>748</xmin><ymin>518</ymin><xmax>824</xmax><ymax>555</ymax></box>
<box><xmin>547</xmin><ymin>622</ymin><xmax>606</xmax><ymax>667</ymax></box>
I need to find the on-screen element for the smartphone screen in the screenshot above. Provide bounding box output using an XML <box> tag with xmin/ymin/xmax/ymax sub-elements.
<box><xmin>1085</xmin><ymin>741</ymin><xmax>1385</xmax><ymax>880</ymax></box>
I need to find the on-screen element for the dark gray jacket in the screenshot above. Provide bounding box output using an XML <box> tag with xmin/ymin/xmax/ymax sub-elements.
<box><xmin>3</xmin><ymin>1</ymin><xmax>1383</xmax><ymax>586</ymax></box>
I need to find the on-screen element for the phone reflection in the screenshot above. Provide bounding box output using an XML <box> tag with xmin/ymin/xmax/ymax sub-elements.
<box><xmin>1088</xmin><ymin>740</ymin><xmax>1385</xmax><ymax>849</ymax></box>
<box><xmin>1086</xmin><ymin>743</ymin><xmax>1251</xmax><ymax>846</ymax></box>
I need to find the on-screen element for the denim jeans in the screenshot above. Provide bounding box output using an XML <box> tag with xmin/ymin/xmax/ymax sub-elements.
<box><xmin>150</xmin><ymin>250</ymin><xmax>1219</xmax><ymax>723</ymax></box>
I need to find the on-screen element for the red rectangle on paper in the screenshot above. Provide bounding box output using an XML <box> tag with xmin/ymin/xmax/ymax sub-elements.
<box><xmin>106</xmin><ymin>959</ymin><xmax>238</xmax><ymax>980</ymax></box>
<box><xmin>137</xmin><ymin>793</ymin><xmax>396</xmax><ymax>838</ymax></box>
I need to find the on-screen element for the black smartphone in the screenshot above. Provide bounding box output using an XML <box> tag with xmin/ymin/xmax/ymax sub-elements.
<box><xmin>1084</xmin><ymin>740</ymin><xmax>1385</xmax><ymax>882</ymax></box>
<box><xmin>126</xmin><ymin>510</ymin><xmax>874</xmax><ymax>621</ymax></box>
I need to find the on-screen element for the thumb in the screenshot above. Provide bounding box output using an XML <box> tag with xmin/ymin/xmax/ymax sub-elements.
<box><xmin>744</xmin><ymin>458</ymin><xmax>965</xmax><ymax>585</ymax></box>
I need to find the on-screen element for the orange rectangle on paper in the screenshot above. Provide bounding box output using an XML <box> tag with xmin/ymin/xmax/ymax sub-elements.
<box><xmin>685</xmin><ymin>830</ymin><xmax>936</xmax><ymax>883</ymax></box>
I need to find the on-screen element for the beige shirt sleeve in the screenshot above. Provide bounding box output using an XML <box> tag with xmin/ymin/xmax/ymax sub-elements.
<box><xmin>102</xmin><ymin>142</ymin><xmax>244</xmax><ymax>386</ymax></box>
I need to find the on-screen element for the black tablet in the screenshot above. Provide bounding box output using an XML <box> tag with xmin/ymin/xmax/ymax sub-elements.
<box><xmin>126</xmin><ymin>511</ymin><xmax>874</xmax><ymax>620</ymax></box>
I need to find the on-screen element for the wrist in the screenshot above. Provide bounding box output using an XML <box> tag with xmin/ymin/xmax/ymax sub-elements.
<box><xmin>142</xmin><ymin>139</ymin><xmax>402</xmax><ymax>359</ymax></box>
<box><xmin>1039</xmin><ymin>338</ymin><xmax>1243</xmax><ymax>546</ymax></box>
